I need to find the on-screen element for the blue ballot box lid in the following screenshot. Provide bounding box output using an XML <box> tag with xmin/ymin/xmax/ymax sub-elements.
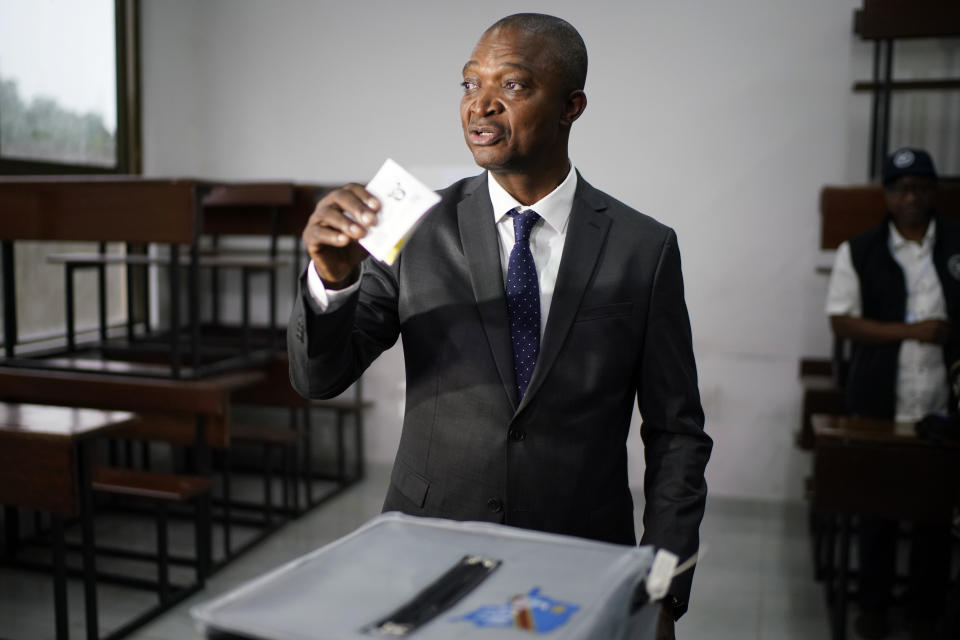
<box><xmin>192</xmin><ymin>512</ymin><xmax>660</xmax><ymax>640</ymax></box>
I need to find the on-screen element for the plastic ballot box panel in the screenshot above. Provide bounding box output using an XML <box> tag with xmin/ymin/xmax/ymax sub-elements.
<box><xmin>192</xmin><ymin>512</ymin><xmax>660</xmax><ymax>639</ymax></box>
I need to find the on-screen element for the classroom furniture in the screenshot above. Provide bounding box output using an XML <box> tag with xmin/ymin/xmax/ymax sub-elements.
<box><xmin>851</xmin><ymin>0</ymin><xmax>960</xmax><ymax>179</ymax></box>
<box><xmin>0</xmin><ymin>366</ymin><xmax>264</xmax><ymax>570</ymax></box>
<box><xmin>810</xmin><ymin>413</ymin><xmax>959</xmax><ymax>640</ymax></box>
<box><xmin>0</xmin><ymin>175</ymin><xmax>370</xmax><ymax>637</ymax></box>
<box><xmin>0</xmin><ymin>177</ymin><xmax>328</xmax><ymax>379</ymax></box>
<box><xmin>0</xmin><ymin>402</ymin><xmax>137</xmax><ymax>640</ymax></box>
<box><xmin>231</xmin><ymin>354</ymin><xmax>371</xmax><ymax>514</ymax></box>
<box><xmin>797</xmin><ymin>358</ymin><xmax>846</xmax><ymax>450</ymax></box>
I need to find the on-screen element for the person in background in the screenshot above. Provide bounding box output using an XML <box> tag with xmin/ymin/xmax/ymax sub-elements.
<box><xmin>288</xmin><ymin>13</ymin><xmax>712</xmax><ymax>640</ymax></box>
<box><xmin>825</xmin><ymin>147</ymin><xmax>956</xmax><ymax>640</ymax></box>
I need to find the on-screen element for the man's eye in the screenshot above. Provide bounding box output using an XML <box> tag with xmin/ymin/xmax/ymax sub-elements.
<box><xmin>461</xmin><ymin>80</ymin><xmax>478</xmax><ymax>91</ymax></box>
<box><xmin>505</xmin><ymin>81</ymin><xmax>524</xmax><ymax>90</ymax></box>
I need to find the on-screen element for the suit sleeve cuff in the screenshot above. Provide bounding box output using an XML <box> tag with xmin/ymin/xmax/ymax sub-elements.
<box><xmin>305</xmin><ymin>261</ymin><xmax>363</xmax><ymax>314</ymax></box>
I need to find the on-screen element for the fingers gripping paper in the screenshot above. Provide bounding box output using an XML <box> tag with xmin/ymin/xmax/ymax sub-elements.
<box><xmin>359</xmin><ymin>159</ymin><xmax>440</xmax><ymax>265</ymax></box>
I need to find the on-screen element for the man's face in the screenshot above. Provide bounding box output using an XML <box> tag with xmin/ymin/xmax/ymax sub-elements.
<box><xmin>884</xmin><ymin>175</ymin><xmax>936</xmax><ymax>228</ymax></box>
<box><xmin>460</xmin><ymin>27</ymin><xmax>571</xmax><ymax>173</ymax></box>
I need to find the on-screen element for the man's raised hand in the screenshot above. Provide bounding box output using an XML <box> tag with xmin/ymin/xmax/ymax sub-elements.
<box><xmin>302</xmin><ymin>184</ymin><xmax>381</xmax><ymax>289</ymax></box>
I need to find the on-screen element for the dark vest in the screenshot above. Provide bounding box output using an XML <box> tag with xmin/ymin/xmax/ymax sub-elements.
<box><xmin>846</xmin><ymin>217</ymin><xmax>960</xmax><ymax>418</ymax></box>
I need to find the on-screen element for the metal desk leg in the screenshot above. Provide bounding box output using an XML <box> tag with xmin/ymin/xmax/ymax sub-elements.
<box><xmin>2</xmin><ymin>240</ymin><xmax>17</xmax><ymax>358</ymax></box>
<box><xmin>97</xmin><ymin>242</ymin><xmax>107</xmax><ymax>343</ymax></box>
<box><xmin>65</xmin><ymin>264</ymin><xmax>76</xmax><ymax>352</ymax></box>
<box><xmin>834</xmin><ymin>513</ymin><xmax>851</xmax><ymax>640</ymax></box>
<box><xmin>169</xmin><ymin>245</ymin><xmax>181</xmax><ymax>379</ymax></box>
<box><xmin>241</xmin><ymin>268</ymin><xmax>251</xmax><ymax>357</ymax></box>
<box><xmin>336</xmin><ymin>411</ymin><xmax>346</xmax><ymax>482</ymax></box>
<box><xmin>78</xmin><ymin>442</ymin><xmax>100</xmax><ymax>640</ymax></box>
<box><xmin>354</xmin><ymin>407</ymin><xmax>365</xmax><ymax>480</ymax></box>
<box><xmin>303</xmin><ymin>407</ymin><xmax>313</xmax><ymax>506</ymax></box>
<box><xmin>52</xmin><ymin>514</ymin><xmax>69</xmax><ymax>640</ymax></box>
<box><xmin>824</xmin><ymin>514</ymin><xmax>836</xmax><ymax>604</ymax></box>
<box><xmin>3</xmin><ymin>505</ymin><xmax>19</xmax><ymax>558</ymax></box>
<box><xmin>288</xmin><ymin>409</ymin><xmax>301</xmax><ymax>513</ymax></box>
<box><xmin>195</xmin><ymin>415</ymin><xmax>211</xmax><ymax>580</ymax></box>
<box><xmin>222</xmin><ymin>450</ymin><xmax>232</xmax><ymax>558</ymax></box>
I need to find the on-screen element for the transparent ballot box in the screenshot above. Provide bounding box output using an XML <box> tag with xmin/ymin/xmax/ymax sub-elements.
<box><xmin>192</xmin><ymin>512</ymin><xmax>662</xmax><ymax>639</ymax></box>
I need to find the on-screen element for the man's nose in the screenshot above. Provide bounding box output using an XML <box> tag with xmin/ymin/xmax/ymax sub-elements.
<box><xmin>470</xmin><ymin>88</ymin><xmax>503</xmax><ymax>116</ymax></box>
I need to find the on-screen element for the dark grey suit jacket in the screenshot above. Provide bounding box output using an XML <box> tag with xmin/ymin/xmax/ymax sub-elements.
<box><xmin>288</xmin><ymin>172</ymin><xmax>712</xmax><ymax>612</ymax></box>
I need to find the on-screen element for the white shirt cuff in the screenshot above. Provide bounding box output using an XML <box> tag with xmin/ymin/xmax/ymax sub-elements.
<box><xmin>306</xmin><ymin>260</ymin><xmax>362</xmax><ymax>313</ymax></box>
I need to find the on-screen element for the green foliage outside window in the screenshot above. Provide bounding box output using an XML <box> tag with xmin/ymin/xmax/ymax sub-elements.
<box><xmin>0</xmin><ymin>76</ymin><xmax>115</xmax><ymax>167</ymax></box>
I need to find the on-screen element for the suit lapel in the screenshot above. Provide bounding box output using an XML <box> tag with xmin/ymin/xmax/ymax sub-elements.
<box><xmin>519</xmin><ymin>179</ymin><xmax>610</xmax><ymax>412</ymax></box>
<box><xmin>457</xmin><ymin>176</ymin><xmax>519</xmax><ymax>410</ymax></box>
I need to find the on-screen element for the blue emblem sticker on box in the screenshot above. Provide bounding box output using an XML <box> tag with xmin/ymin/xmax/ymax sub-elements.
<box><xmin>453</xmin><ymin>587</ymin><xmax>580</xmax><ymax>633</ymax></box>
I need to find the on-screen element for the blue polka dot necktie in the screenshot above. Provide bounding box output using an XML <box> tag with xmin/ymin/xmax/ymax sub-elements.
<box><xmin>506</xmin><ymin>208</ymin><xmax>541</xmax><ymax>400</ymax></box>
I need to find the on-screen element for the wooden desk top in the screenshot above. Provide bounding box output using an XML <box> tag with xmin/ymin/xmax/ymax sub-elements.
<box><xmin>203</xmin><ymin>184</ymin><xmax>332</xmax><ymax>236</ymax></box>
<box><xmin>46</xmin><ymin>252</ymin><xmax>289</xmax><ymax>269</ymax></box>
<box><xmin>0</xmin><ymin>177</ymin><xmax>332</xmax><ymax>243</ymax></box>
<box><xmin>0</xmin><ymin>367</ymin><xmax>264</xmax><ymax>416</ymax></box>
<box><xmin>0</xmin><ymin>177</ymin><xmax>205</xmax><ymax>244</ymax></box>
<box><xmin>811</xmin><ymin>413</ymin><xmax>959</xmax><ymax>521</ymax></box>
<box><xmin>0</xmin><ymin>402</ymin><xmax>137</xmax><ymax>514</ymax></box>
<box><xmin>0</xmin><ymin>402</ymin><xmax>136</xmax><ymax>443</ymax></box>
<box><xmin>811</xmin><ymin>413</ymin><xmax>959</xmax><ymax>448</ymax></box>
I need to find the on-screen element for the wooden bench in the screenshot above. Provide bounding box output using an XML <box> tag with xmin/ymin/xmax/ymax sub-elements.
<box><xmin>93</xmin><ymin>468</ymin><xmax>211</xmax><ymax>501</ymax></box>
<box><xmin>225</xmin><ymin>423</ymin><xmax>298</xmax><ymax>529</ymax></box>
<box><xmin>232</xmin><ymin>354</ymin><xmax>371</xmax><ymax>512</ymax></box>
<box><xmin>0</xmin><ymin>402</ymin><xmax>137</xmax><ymax>640</ymax></box>
<box><xmin>92</xmin><ymin>467</ymin><xmax>212</xmax><ymax>605</ymax></box>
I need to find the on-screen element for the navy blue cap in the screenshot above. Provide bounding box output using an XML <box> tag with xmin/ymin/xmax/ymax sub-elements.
<box><xmin>882</xmin><ymin>147</ymin><xmax>937</xmax><ymax>185</ymax></box>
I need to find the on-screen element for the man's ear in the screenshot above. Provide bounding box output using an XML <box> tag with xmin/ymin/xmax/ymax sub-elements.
<box><xmin>560</xmin><ymin>90</ymin><xmax>587</xmax><ymax>127</ymax></box>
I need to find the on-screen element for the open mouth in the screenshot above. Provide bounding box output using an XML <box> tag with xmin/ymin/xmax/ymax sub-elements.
<box><xmin>468</xmin><ymin>124</ymin><xmax>504</xmax><ymax>145</ymax></box>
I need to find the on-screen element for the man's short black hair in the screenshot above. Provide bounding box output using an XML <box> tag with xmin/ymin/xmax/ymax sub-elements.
<box><xmin>486</xmin><ymin>13</ymin><xmax>588</xmax><ymax>93</ymax></box>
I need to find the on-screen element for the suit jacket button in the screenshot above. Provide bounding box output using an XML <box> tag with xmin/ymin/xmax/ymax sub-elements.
<box><xmin>487</xmin><ymin>498</ymin><xmax>503</xmax><ymax>513</ymax></box>
<box><xmin>508</xmin><ymin>429</ymin><xmax>526</xmax><ymax>442</ymax></box>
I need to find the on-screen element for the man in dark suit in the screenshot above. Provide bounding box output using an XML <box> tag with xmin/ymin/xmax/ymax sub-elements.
<box><xmin>288</xmin><ymin>13</ymin><xmax>711</xmax><ymax>637</ymax></box>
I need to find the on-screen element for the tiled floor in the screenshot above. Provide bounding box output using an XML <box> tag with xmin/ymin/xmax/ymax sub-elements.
<box><xmin>1</xmin><ymin>463</ymin><xmax>921</xmax><ymax>639</ymax></box>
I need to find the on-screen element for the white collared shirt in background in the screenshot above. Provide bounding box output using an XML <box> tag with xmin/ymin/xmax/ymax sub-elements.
<box><xmin>825</xmin><ymin>220</ymin><xmax>949</xmax><ymax>421</ymax></box>
<box><xmin>307</xmin><ymin>165</ymin><xmax>578</xmax><ymax>339</ymax></box>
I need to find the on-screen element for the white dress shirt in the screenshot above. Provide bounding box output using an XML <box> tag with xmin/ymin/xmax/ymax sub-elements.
<box><xmin>825</xmin><ymin>220</ymin><xmax>949</xmax><ymax>421</ymax></box>
<box><xmin>307</xmin><ymin>166</ymin><xmax>578</xmax><ymax>338</ymax></box>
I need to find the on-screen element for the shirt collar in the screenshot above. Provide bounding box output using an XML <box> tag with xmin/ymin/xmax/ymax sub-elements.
<box><xmin>487</xmin><ymin>164</ymin><xmax>577</xmax><ymax>233</ymax></box>
<box><xmin>888</xmin><ymin>218</ymin><xmax>936</xmax><ymax>250</ymax></box>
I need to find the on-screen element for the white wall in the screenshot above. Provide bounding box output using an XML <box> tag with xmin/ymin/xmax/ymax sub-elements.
<box><xmin>140</xmin><ymin>0</ymin><xmax>960</xmax><ymax>502</ymax></box>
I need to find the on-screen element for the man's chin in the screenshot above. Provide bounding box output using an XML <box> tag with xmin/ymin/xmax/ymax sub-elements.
<box><xmin>469</xmin><ymin>149</ymin><xmax>505</xmax><ymax>171</ymax></box>
<box><xmin>894</xmin><ymin>210</ymin><xmax>933</xmax><ymax>228</ymax></box>
<box><xmin>471</xmin><ymin>155</ymin><xmax>528</xmax><ymax>176</ymax></box>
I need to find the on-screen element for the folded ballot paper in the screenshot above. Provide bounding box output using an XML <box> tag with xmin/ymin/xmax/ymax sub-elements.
<box><xmin>359</xmin><ymin>159</ymin><xmax>440</xmax><ymax>265</ymax></box>
<box><xmin>191</xmin><ymin>513</ymin><xmax>665</xmax><ymax>640</ymax></box>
